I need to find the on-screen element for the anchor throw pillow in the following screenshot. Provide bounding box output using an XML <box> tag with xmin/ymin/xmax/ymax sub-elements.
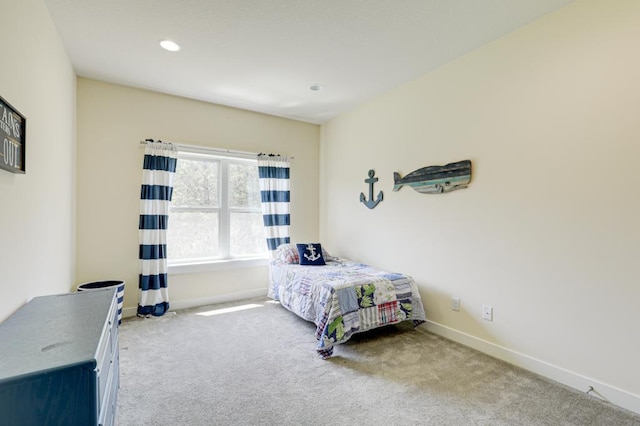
<box><xmin>297</xmin><ymin>243</ymin><xmax>326</xmax><ymax>266</ymax></box>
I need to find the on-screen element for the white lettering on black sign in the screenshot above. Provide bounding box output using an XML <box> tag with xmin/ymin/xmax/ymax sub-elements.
<box><xmin>0</xmin><ymin>96</ymin><xmax>25</xmax><ymax>173</ymax></box>
<box><xmin>3</xmin><ymin>138</ymin><xmax>20</xmax><ymax>167</ymax></box>
<box><xmin>0</xmin><ymin>105</ymin><xmax>22</xmax><ymax>139</ymax></box>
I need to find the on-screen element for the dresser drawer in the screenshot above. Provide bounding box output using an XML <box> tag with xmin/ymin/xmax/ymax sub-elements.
<box><xmin>100</xmin><ymin>336</ymin><xmax>119</xmax><ymax>426</ymax></box>
<box><xmin>95</xmin><ymin>325</ymin><xmax>113</xmax><ymax>409</ymax></box>
<box><xmin>95</xmin><ymin>293</ymin><xmax>117</xmax><ymax>407</ymax></box>
<box><xmin>98</xmin><ymin>351</ymin><xmax>117</xmax><ymax>426</ymax></box>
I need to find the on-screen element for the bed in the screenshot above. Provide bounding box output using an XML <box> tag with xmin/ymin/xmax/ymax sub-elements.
<box><xmin>268</xmin><ymin>243</ymin><xmax>426</xmax><ymax>358</ymax></box>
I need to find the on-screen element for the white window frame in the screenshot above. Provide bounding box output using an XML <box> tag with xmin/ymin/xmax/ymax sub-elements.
<box><xmin>168</xmin><ymin>146</ymin><xmax>268</xmax><ymax>274</ymax></box>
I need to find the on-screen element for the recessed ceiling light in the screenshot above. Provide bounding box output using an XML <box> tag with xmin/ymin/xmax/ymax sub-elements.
<box><xmin>160</xmin><ymin>40</ymin><xmax>180</xmax><ymax>52</ymax></box>
<box><xmin>309</xmin><ymin>84</ymin><xmax>324</xmax><ymax>92</ymax></box>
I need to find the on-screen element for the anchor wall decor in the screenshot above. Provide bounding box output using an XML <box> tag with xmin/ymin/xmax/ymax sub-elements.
<box><xmin>360</xmin><ymin>169</ymin><xmax>383</xmax><ymax>209</ymax></box>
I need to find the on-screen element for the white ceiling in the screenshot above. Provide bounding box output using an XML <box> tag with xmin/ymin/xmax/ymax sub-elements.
<box><xmin>44</xmin><ymin>0</ymin><xmax>573</xmax><ymax>124</ymax></box>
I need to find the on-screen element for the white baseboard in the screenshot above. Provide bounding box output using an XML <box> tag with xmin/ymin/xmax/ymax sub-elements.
<box><xmin>121</xmin><ymin>288</ymin><xmax>268</xmax><ymax>320</ymax></box>
<box><xmin>425</xmin><ymin>320</ymin><xmax>640</xmax><ymax>415</ymax></box>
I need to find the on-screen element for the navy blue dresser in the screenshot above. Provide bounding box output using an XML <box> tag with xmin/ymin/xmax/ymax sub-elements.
<box><xmin>0</xmin><ymin>288</ymin><xmax>119</xmax><ymax>425</ymax></box>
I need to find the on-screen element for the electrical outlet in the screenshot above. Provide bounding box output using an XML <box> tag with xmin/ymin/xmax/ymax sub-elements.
<box><xmin>482</xmin><ymin>305</ymin><xmax>493</xmax><ymax>321</ymax></box>
<box><xmin>451</xmin><ymin>297</ymin><xmax>460</xmax><ymax>311</ymax></box>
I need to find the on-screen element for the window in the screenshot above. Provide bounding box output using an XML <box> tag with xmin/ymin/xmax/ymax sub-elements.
<box><xmin>168</xmin><ymin>149</ymin><xmax>267</xmax><ymax>268</ymax></box>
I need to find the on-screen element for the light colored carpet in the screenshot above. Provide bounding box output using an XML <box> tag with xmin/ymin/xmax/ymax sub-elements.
<box><xmin>115</xmin><ymin>297</ymin><xmax>640</xmax><ymax>425</ymax></box>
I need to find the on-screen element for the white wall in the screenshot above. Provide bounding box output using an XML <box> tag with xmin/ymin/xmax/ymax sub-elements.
<box><xmin>0</xmin><ymin>0</ymin><xmax>76</xmax><ymax>322</ymax></box>
<box><xmin>76</xmin><ymin>79</ymin><xmax>319</xmax><ymax>315</ymax></box>
<box><xmin>320</xmin><ymin>0</ymin><xmax>640</xmax><ymax>413</ymax></box>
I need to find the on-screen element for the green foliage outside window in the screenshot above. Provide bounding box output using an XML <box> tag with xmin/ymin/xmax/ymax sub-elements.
<box><xmin>168</xmin><ymin>153</ymin><xmax>266</xmax><ymax>263</ymax></box>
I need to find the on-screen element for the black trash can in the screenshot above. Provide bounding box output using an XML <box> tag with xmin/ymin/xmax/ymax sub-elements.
<box><xmin>77</xmin><ymin>280</ymin><xmax>125</xmax><ymax>325</ymax></box>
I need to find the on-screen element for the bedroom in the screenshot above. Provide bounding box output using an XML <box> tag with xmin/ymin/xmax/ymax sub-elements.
<box><xmin>0</xmin><ymin>0</ymin><xmax>638</xmax><ymax>419</ymax></box>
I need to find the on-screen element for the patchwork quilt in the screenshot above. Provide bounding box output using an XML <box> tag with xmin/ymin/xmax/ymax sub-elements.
<box><xmin>268</xmin><ymin>258</ymin><xmax>426</xmax><ymax>358</ymax></box>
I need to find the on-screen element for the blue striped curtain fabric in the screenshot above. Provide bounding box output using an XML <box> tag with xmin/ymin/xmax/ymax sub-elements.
<box><xmin>258</xmin><ymin>154</ymin><xmax>291</xmax><ymax>256</ymax></box>
<box><xmin>138</xmin><ymin>141</ymin><xmax>177</xmax><ymax>317</ymax></box>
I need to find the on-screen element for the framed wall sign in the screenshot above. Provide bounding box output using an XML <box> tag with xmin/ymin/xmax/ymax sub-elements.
<box><xmin>0</xmin><ymin>95</ymin><xmax>26</xmax><ymax>174</ymax></box>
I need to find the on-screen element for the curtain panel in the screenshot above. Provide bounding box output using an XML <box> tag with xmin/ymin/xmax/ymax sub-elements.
<box><xmin>258</xmin><ymin>154</ymin><xmax>291</xmax><ymax>257</ymax></box>
<box><xmin>138</xmin><ymin>141</ymin><xmax>177</xmax><ymax>316</ymax></box>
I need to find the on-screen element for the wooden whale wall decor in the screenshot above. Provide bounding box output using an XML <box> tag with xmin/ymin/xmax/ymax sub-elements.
<box><xmin>393</xmin><ymin>160</ymin><xmax>471</xmax><ymax>194</ymax></box>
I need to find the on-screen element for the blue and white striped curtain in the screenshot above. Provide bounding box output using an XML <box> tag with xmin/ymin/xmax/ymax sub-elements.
<box><xmin>258</xmin><ymin>154</ymin><xmax>290</xmax><ymax>257</ymax></box>
<box><xmin>138</xmin><ymin>140</ymin><xmax>177</xmax><ymax>317</ymax></box>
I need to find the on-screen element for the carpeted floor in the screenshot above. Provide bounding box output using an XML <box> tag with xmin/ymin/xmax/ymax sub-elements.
<box><xmin>115</xmin><ymin>297</ymin><xmax>640</xmax><ymax>425</ymax></box>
